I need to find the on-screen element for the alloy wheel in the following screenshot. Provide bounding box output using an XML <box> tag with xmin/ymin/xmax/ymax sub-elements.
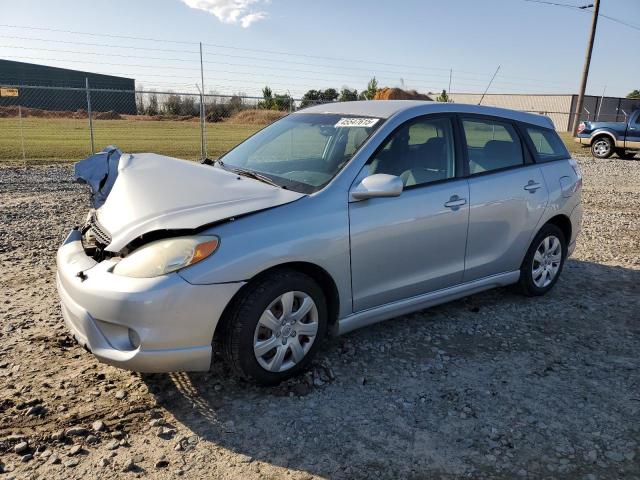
<box><xmin>532</xmin><ymin>235</ymin><xmax>562</xmax><ymax>288</ymax></box>
<box><xmin>593</xmin><ymin>139</ymin><xmax>611</xmax><ymax>157</ymax></box>
<box><xmin>253</xmin><ymin>291</ymin><xmax>319</xmax><ymax>372</ymax></box>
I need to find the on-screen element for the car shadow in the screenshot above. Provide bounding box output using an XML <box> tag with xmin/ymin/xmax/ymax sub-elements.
<box><xmin>142</xmin><ymin>259</ymin><xmax>640</xmax><ymax>479</ymax></box>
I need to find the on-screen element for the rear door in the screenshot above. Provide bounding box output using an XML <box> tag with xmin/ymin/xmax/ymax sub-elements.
<box><xmin>460</xmin><ymin>116</ymin><xmax>548</xmax><ymax>282</ymax></box>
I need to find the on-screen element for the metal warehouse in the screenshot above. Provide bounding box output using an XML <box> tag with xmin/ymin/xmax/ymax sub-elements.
<box><xmin>448</xmin><ymin>92</ymin><xmax>640</xmax><ymax>132</ymax></box>
<box><xmin>0</xmin><ymin>59</ymin><xmax>136</xmax><ymax>114</ymax></box>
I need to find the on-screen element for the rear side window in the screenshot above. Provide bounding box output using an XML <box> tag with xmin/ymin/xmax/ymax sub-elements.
<box><xmin>525</xmin><ymin>126</ymin><xmax>570</xmax><ymax>162</ymax></box>
<box><xmin>461</xmin><ymin>119</ymin><xmax>524</xmax><ymax>174</ymax></box>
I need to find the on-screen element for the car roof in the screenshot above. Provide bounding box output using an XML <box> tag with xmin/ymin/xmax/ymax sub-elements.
<box><xmin>297</xmin><ymin>100</ymin><xmax>555</xmax><ymax>129</ymax></box>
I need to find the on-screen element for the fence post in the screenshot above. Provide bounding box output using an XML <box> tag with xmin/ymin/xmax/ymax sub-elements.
<box><xmin>18</xmin><ymin>104</ymin><xmax>26</xmax><ymax>168</ymax></box>
<box><xmin>85</xmin><ymin>77</ymin><xmax>95</xmax><ymax>154</ymax></box>
<box><xmin>199</xmin><ymin>42</ymin><xmax>207</xmax><ymax>160</ymax></box>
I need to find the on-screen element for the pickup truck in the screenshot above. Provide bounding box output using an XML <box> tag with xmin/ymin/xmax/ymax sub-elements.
<box><xmin>575</xmin><ymin>109</ymin><xmax>640</xmax><ymax>159</ymax></box>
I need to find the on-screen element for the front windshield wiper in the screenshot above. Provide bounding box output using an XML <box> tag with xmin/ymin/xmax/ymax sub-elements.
<box><xmin>225</xmin><ymin>164</ymin><xmax>284</xmax><ymax>188</ymax></box>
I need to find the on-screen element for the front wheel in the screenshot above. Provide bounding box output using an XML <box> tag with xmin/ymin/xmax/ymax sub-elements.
<box><xmin>517</xmin><ymin>224</ymin><xmax>567</xmax><ymax>296</ymax></box>
<box><xmin>221</xmin><ymin>270</ymin><xmax>327</xmax><ymax>385</ymax></box>
<box><xmin>591</xmin><ymin>136</ymin><xmax>614</xmax><ymax>159</ymax></box>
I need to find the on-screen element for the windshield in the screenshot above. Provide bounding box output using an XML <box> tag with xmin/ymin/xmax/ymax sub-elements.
<box><xmin>218</xmin><ymin>113</ymin><xmax>383</xmax><ymax>193</ymax></box>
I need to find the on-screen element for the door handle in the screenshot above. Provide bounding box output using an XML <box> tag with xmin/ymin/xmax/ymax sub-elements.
<box><xmin>444</xmin><ymin>195</ymin><xmax>467</xmax><ymax>210</ymax></box>
<box><xmin>524</xmin><ymin>180</ymin><xmax>542</xmax><ymax>193</ymax></box>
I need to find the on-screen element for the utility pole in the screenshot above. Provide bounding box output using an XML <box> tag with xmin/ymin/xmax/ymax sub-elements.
<box><xmin>572</xmin><ymin>0</ymin><xmax>600</xmax><ymax>135</ymax></box>
<box><xmin>199</xmin><ymin>42</ymin><xmax>207</xmax><ymax>160</ymax></box>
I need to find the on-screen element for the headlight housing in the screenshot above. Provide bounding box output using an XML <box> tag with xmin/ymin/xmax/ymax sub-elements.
<box><xmin>112</xmin><ymin>235</ymin><xmax>219</xmax><ymax>278</ymax></box>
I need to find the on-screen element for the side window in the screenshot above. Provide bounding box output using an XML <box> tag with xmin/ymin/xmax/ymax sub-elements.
<box><xmin>634</xmin><ymin>111</ymin><xmax>640</xmax><ymax>125</ymax></box>
<box><xmin>369</xmin><ymin>117</ymin><xmax>456</xmax><ymax>187</ymax></box>
<box><xmin>462</xmin><ymin>119</ymin><xmax>524</xmax><ymax>174</ymax></box>
<box><xmin>525</xmin><ymin>126</ymin><xmax>570</xmax><ymax>161</ymax></box>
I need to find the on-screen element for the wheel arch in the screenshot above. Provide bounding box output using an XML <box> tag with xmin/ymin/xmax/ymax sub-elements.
<box><xmin>542</xmin><ymin>214</ymin><xmax>572</xmax><ymax>245</ymax></box>
<box><xmin>590</xmin><ymin>130</ymin><xmax>617</xmax><ymax>145</ymax></box>
<box><xmin>214</xmin><ymin>261</ymin><xmax>341</xmax><ymax>340</ymax></box>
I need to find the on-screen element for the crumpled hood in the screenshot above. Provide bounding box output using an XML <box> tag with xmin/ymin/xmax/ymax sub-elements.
<box><xmin>87</xmin><ymin>152</ymin><xmax>304</xmax><ymax>252</ymax></box>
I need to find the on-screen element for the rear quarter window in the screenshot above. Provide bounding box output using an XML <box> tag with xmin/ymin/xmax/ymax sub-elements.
<box><xmin>524</xmin><ymin>126</ymin><xmax>570</xmax><ymax>162</ymax></box>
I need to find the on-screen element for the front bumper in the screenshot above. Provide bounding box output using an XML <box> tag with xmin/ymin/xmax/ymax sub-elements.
<box><xmin>56</xmin><ymin>230</ymin><xmax>244</xmax><ymax>372</ymax></box>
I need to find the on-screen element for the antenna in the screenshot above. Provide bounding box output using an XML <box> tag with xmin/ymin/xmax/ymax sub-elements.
<box><xmin>478</xmin><ymin>65</ymin><xmax>501</xmax><ymax>105</ymax></box>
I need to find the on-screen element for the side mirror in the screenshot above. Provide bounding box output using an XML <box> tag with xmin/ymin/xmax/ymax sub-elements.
<box><xmin>351</xmin><ymin>174</ymin><xmax>403</xmax><ymax>200</ymax></box>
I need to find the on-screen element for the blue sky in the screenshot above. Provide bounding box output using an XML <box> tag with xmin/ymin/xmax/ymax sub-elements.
<box><xmin>1</xmin><ymin>0</ymin><xmax>638</xmax><ymax>98</ymax></box>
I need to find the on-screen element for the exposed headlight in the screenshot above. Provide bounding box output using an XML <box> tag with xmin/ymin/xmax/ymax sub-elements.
<box><xmin>112</xmin><ymin>235</ymin><xmax>219</xmax><ymax>278</ymax></box>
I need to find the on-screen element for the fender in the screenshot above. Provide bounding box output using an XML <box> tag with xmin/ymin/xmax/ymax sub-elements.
<box><xmin>588</xmin><ymin>128</ymin><xmax>621</xmax><ymax>147</ymax></box>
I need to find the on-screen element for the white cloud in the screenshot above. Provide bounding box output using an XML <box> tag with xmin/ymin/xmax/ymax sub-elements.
<box><xmin>240</xmin><ymin>11</ymin><xmax>268</xmax><ymax>28</ymax></box>
<box><xmin>181</xmin><ymin>0</ymin><xmax>269</xmax><ymax>28</ymax></box>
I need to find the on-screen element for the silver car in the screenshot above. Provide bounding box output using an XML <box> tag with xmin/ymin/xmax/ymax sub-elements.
<box><xmin>57</xmin><ymin>101</ymin><xmax>583</xmax><ymax>385</ymax></box>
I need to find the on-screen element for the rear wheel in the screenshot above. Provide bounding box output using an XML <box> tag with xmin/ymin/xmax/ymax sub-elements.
<box><xmin>518</xmin><ymin>224</ymin><xmax>567</xmax><ymax>296</ymax></box>
<box><xmin>591</xmin><ymin>136</ymin><xmax>614</xmax><ymax>159</ymax></box>
<box><xmin>221</xmin><ymin>270</ymin><xmax>327</xmax><ymax>385</ymax></box>
<box><xmin>616</xmin><ymin>149</ymin><xmax>637</xmax><ymax>160</ymax></box>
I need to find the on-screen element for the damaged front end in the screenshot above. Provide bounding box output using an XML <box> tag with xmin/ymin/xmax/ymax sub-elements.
<box><xmin>79</xmin><ymin>211</ymin><xmax>113</xmax><ymax>262</ymax></box>
<box><xmin>74</xmin><ymin>146</ymin><xmax>121</xmax><ymax>261</ymax></box>
<box><xmin>71</xmin><ymin>146</ymin><xmax>304</xmax><ymax>262</ymax></box>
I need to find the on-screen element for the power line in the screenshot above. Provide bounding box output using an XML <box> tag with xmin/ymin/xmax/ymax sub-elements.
<box><xmin>0</xmin><ymin>42</ymin><xmax>599</xmax><ymax>91</ymax></box>
<box><xmin>523</xmin><ymin>0</ymin><xmax>640</xmax><ymax>31</ymax></box>
<box><xmin>0</xmin><ymin>29</ymin><xmax>611</xmax><ymax>90</ymax></box>
<box><xmin>0</xmin><ymin>24</ymin><xmax>196</xmax><ymax>44</ymax></box>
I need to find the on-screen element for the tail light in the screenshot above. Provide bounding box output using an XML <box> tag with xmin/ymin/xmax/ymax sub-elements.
<box><xmin>569</xmin><ymin>158</ymin><xmax>583</xmax><ymax>192</ymax></box>
<box><xmin>577</xmin><ymin>122</ymin><xmax>586</xmax><ymax>133</ymax></box>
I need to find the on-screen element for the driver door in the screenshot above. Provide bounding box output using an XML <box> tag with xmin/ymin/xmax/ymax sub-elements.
<box><xmin>349</xmin><ymin>115</ymin><xmax>470</xmax><ymax>311</ymax></box>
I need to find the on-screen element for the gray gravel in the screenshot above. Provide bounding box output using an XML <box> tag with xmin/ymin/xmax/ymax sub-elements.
<box><xmin>0</xmin><ymin>156</ymin><xmax>639</xmax><ymax>479</ymax></box>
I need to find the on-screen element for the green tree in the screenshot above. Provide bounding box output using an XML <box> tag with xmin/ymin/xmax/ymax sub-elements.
<box><xmin>145</xmin><ymin>91</ymin><xmax>158</xmax><ymax>116</ymax></box>
<box><xmin>322</xmin><ymin>88</ymin><xmax>339</xmax><ymax>102</ymax></box>
<box><xmin>300</xmin><ymin>89</ymin><xmax>322</xmax><ymax>107</ymax></box>
<box><xmin>163</xmin><ymin>93</ymin><xmax>183</xmax><ymax>115</ymax></box>
<box><xmin>627</xmin><ymin>89</ymin><xmax>640</xmax><ymax>99</ymax></box>
<box><xmin>436</xmin><ymin>89</ymin><xmax>453</xmax><ymax>103</ymax></box>
<box><xmin>258</xmin><ymin>86</ymin><xmax>292</xmax><ymax>111</ymax></box>
<box><xmin>258</xmin><ymin>86</ymin><xmax>274</xmax><ymax>109</ymax></box>
<box><xmin>273</xmin><ymin>93</ymin><xmax>293</xmax><ymax>111</ymax></box>
<box><xmin>339</xmin><ymin>88</ymin><xmax>358</xmax><ymax>102</ymax></box>
<box><xmin>359</xmin><ymin>77</ymin><xmax>378</xmax><ymax>100</ymax></box>
<box><xmin>300</xmin><ymin>88</ymin><xmax>339</xmax><ymax>107</ymax></box>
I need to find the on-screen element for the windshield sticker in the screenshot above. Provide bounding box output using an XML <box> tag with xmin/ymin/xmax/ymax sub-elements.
<box><xmin>335</xmin><ymin>117</ymin><xmax>379</xmax><ymax>128</ymax></box>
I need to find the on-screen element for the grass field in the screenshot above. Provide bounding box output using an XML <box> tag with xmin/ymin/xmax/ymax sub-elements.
<box><xmin>0</xmin><ymin>116</ymin><xmax>587</xmax><ymax>164</ymax></box>
<box><xmin>0</xmin><ymin>117</ymin><xmax>263</xmax><ymax>163</ymax></box>
<box><xmin>558</xmin><ymin>131</ymin><xmax>586</xmax><ymax>156</ymax></box>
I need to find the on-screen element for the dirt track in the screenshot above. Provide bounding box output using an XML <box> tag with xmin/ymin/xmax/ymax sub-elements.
<box><xmin>1</xmin><ymin>156</ymin><xmax>639</xmax><ymax>479</ymax></box>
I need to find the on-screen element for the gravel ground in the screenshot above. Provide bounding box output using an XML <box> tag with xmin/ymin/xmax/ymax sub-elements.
<box><xmin>1</xmin><ymin>156</ymin><xmax>639</xmax><ymax>480</ymax></box>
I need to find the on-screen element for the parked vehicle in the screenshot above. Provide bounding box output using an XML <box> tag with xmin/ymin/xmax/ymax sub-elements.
<box><xmin>575</xmin><ymin>109</ymin><xmax>640</xmax><ymax>159</ymax></box>
<box><xmin>57</xmin><ymin>101</ymin><xmax>583</xmax><ymax>385</ymax></box>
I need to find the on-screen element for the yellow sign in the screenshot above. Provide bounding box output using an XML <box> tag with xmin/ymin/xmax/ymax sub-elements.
<box><xmin>0</xmin><ymin>87</ymin><xmax>19</xmax><ymax>97</ymax></box>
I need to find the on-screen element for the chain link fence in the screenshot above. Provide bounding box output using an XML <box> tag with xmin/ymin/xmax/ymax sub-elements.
<box><xmin>0</xmin><ymin>83</ymin><xmax>329</xmax><ymax>164</ymax></box>
<box><xmin>2</xmin><ymin>83</ymin><xmax>633</xmax><ymax>165</ymax></box>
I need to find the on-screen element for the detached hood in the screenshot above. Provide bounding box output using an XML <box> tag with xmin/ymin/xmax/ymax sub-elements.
<box><xmin>75</xmin><ymin>150</ymin><xmax>304</xmax><ymax>252</ymax></box>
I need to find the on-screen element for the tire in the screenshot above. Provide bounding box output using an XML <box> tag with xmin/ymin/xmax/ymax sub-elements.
<box><xmin>517</xmin><ymin>224</ymin><xmax>567</xmax><ymax>297</ymax></box>
<box><xmin>591</xmin><ymin>136</ymin><xmax>614</xmax><ymax>159</ymax></box>
<box><xmin>616</xmin><ymin>149</ymin><xmax>637</xmax><ymax>160</ymax></box>
<box><xmin>220</xmin><ymin>269</ymin><xmax>327</xmax><ymax>385</ymax></box>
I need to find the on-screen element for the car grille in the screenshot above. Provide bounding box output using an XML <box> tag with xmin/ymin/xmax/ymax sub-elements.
<box><xmin>88</xmin><ymin>213</ymin><xmax>112</xmax><ymax>246</ymax></box>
